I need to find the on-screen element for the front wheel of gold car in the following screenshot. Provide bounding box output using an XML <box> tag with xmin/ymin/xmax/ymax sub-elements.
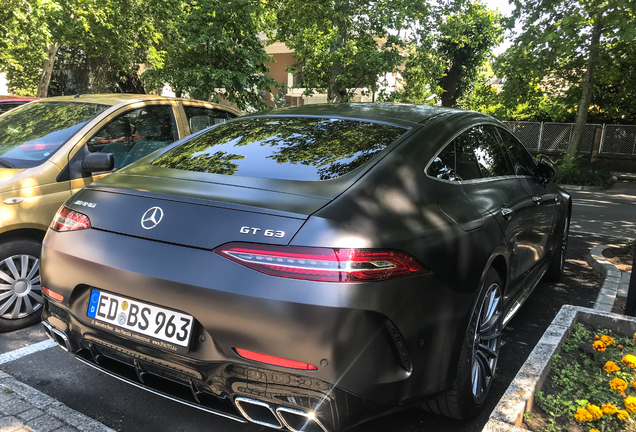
<box><xmin>0</xmin><ymin>238</ymin><xmax>43</xmax><ymax>333</ymax></box>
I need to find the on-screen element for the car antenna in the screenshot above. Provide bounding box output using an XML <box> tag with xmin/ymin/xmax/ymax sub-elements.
<box><xmin>74</xmin><ymin>90</ymin><xmax>92</xmax><ymax>98</ymax></box>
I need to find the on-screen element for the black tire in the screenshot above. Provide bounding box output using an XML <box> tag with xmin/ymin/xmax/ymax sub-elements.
<box><xmin>0</xmin><ymin>238</ymin><xmax>43</xmax><ymax>333</ymax></box>
<box><xmin>422</xmin><ymin>268</ymin><xmax>503</xmax><ymax>420</ymax></box>
<box><xmin>544</xmin><ymin>211</ymin><xmax>570</xmax><ymax>283</ymax></box>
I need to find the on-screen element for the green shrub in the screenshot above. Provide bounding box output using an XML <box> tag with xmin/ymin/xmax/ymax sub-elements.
<box><xmin>553</xmin><ymin>153</ymin><xmax>616</xmax><ymax>188</ymax></box>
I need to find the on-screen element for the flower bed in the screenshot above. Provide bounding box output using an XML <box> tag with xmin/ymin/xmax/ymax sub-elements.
<box><xmin>528</xmin><ymin>323</ymin><xmax>636</xmax><ymax>431</ymax></box>
<box><xmin>485</xmin><ymin>306</ymin><xmax>636</xmax><ymax>432</ymax></box>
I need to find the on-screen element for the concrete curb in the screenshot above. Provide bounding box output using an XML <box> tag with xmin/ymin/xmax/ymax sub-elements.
<box><xmin>587</xmin><ymin>244</ymin><xmax>633</xmax><ymax>312</ymax></box>
<box><xmin>559</xmin><ymin>184</ymin><xmax>605</xmax><ymax>191</ymax></box>
<box><xmin>0</xmin><ymin>369</ymin><xmax>115</xmax><ymax>432</ymax></box>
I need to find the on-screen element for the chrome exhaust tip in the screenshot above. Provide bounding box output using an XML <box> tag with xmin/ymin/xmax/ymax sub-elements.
<box><xmin>276</xmin><ymin>406</ymin><xmax>330</xmax><ymax>432</ymax></box>
<box><xmin>234</xmin><ymin>397</ymin><xmax>283</xmax><ymax>429</ymax></box>
<box><xmin>41</xmin><ymin>321</ymin><xmax>72</xmax><ymax>352</ymax></box>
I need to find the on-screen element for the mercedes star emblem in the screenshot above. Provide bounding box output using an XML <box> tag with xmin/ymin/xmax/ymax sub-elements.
<box><xmin>141</xmin><ymin>206</ymin><xmax>164</xmax><ymax>230</ymax></box>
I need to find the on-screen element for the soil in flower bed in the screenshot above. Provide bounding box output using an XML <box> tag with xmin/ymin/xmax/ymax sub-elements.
<box><xmin>604</xmin><ymin>241</ymin><xmax>635</xmax><ymax>273</ymax></box>
<box><xmin>525</xmin><ymin>323</ymin><xmax>636</xmax><ymax>432</ymax></box>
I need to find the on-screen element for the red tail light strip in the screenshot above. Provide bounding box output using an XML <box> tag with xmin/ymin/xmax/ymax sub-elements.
<box><xmin>42</xmin><ymin>287</ymin><xmax>64</xmax><ymax>301</ymax></box>
<box><xmin>50</xmin><ymin>205</ymin><xmax>91</xmax><ymax>232</ymax></box>
<box><xmin>234</xmin><ymin>348</ymin><xmax>318</xmax><ymax>370</ymax></box>
<box><xmin>214</xmin><ymin>243</ymin><xmax>430</xmax><ymax>282</ymax></box>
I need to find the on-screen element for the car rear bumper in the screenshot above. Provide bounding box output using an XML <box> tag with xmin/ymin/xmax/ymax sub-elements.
<box><xmin>41</xmin><ymin>228</ymin><xmax>474</xmax><ymax>430</ymax></box>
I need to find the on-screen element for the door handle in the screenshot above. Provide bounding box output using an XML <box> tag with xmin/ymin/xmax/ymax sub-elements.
<box><xmin>532</xmin><ymin>196</ymin><xmax>542</xmax><ymax>206</ymax></box>
<box><xmin>501</xmin><ymin>207</ymin><xmax>514</xmax><ymax>219</ymax></box>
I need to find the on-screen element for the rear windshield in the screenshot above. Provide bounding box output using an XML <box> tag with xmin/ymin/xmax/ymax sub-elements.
<box><xmin>0</xmin><ymin>101</ymin><xmax>108</xmax><ymax>168</ymax></box>
<box><xmin>152</xmin><ymin>117</ymin><xmax>408</xmax><ymax>180</ymax></box>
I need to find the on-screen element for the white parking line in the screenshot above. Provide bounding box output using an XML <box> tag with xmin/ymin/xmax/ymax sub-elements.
<box><xmin>0</xmin><ymin>339</ymin><xmax>57</xmax><ymax>365</ymax></box>
<box><xmin>573</xmin><ymin>202</ymin><xmax>607</xmax><ymax>208</ymax></box>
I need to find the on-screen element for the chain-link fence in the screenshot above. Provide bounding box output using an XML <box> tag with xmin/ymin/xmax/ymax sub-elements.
<box><xmin>503</xmin><ymin>121</ymin><xmax>636</xmax><ymax>155</ymax></box>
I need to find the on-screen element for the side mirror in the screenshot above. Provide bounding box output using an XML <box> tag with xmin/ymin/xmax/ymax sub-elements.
<box><xmin>82</xmin><ymin>152</ymin><xmax>114</xmax><ymax>173</ymax></box>
<box><xmin>537</xmin><ymin>155</ymin><xmax>556</xmax><ymax>185</ymax></box>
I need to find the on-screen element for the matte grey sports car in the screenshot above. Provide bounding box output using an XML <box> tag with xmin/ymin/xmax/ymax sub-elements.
<box><xmin>41</xmin><ymin>103</ymin><xmax>570</xmax><ymax>432</ymax></box>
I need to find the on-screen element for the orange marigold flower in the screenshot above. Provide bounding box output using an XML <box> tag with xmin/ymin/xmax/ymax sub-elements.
<box><xmin>620</xmin><ymin>344</ymin><xmax>625</xmax><ymax>351</ymax></box>
<box><xmin>603</xmin><ymin>403</ymin><xmax>618</xmax><ymax>415</ymax></box>
<box><xmin>574</xmin><ymin>408</ymin><xmax>594</xmax><ymax>422</ymax></box>
<box><xmin>590</xmin><ymin>429</ymin><xmax>600</xmax><ymax>432</ymax></box>
<box><xmin>587</xmin><ymin>404</ymin><xmax>603</xmax><ymax>420</ymax></box>
<box><xmin>604</xmin><ymin>361</ymin><xmax>621</xmax><ymax>373</ymax></box>
<box><xmin>625</xmin><ymin>397</ymin><xmax>636</xmax><ymax>413</ymax></box>
<box><xmin>618</xmin><ymin>409</ymin><xmax>630</xmax><ymax>421</ymax></box>
<box><xmin>601</xmin><ymin>335</ymin><xmax>615</xmax><ymax>346</ymax></box>
<box><xmin>623</xmin><ymin>354</ymin><xmax>636</xmax><ymax>368</ymax></box>
<box><xmin>611</xmin><ymin>378</ymin><xmax>629</xmax><ymax>392</ymax></box>
<box><xmin>632</xmin><ymin>381</ymin><xmax>636</xmax><ymax>389</ymax></box>
<box><xmin>593</xmin><ymin>340</ymin><xmax>607</xmax><ymax>352</ymax></box>
<box><xmin>595</xmin><ymin>334</ymin><xmax>601</xmax><ymax>340</ymax></box>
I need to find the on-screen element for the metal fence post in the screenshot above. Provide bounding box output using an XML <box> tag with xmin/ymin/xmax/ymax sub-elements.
<box><xmin>599</xmin><ymin>124</ymin><xmax>606</xmax><ymax>154</ymax></box>
<box><xmin>538</xmin><ymin>122</ymin><xmax>543</xmax><ymax>150</ymax></box>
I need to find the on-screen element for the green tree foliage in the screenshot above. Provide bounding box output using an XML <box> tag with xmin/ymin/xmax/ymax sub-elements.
<box><xmin>504</xmin><ymin>0</ymin><xmax>636</xmax><ymax>155</ymax></box>
<box><xmin>389</xmin><ymin>0</ymin><xmax>503</xmax><ymax>107</ymax></box>
<box><xmin>142</xmin><ymin>0</ymin><xmax>278</xmax><ymax>110</ymax></box>
<box><xmin>274</xmin><ymin>0</ymin><xmax>421</xmax><ymax>103</ymax></box>
<box><xmin>0</xmin><ymin>0</ymin><xmax>165</xmax><ymax>97</ymax></box>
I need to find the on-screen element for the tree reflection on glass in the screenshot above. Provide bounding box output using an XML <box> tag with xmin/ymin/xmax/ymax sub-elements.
<box><xmin>153</xmin><ymin>117</ymin><xmax>407</xmax><ymax>181</ymax></box>
<box><xmin>0</xmin><ymin>102</ymin><xmax>108</xmax><ymax>167</ymax></box>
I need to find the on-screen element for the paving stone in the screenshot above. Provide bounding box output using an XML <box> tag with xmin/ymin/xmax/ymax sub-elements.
<box><xmin>0</xmin><ymin>416</ymin><xmax>25</xmax><ymax>431</ymax></box>
<box><xmin>25</xmin><ymin>414</ymin><xmax>64</xmax><ymax>432</ymax></box>
<box><xmin>0</xmin><ymin>398</ymin><xmax>35</xmax><ymax>416</ymax></box>
<box><xmin>52</xmin><ymin>427</ymin><xmax>81</xmax><ymax>432</ymax></box>
<box><xmin>17</xmin><ymin>408</ymin><xmax>45</xmax><ymax>422</ymax></box>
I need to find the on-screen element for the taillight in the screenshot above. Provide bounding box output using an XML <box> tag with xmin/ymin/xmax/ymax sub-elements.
<box><xmin>50</xmin><ymin>206</ymin><xmax>91</xmax><ymax>232</ymax></box>
<box><xmin>213</xmin><ymin>243</ymin><xmax>430</xmax><ymax>282</ymax></box>
<box><xmin>234</xmin><ymin>348</ymin><xmax>318</xmax><ymax>370</ymax></box>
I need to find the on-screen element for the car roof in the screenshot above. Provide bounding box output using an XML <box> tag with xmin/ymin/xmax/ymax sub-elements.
<box><xmin>0</xmin><ymin>95</ymin><xmax>40</xmax><ymax>102</ymax></box>
<box><xmin>33</xmin><ymin>94</ymin><xmax>241</xmax><ymax>113</ymax></box>
<box><xmin>245</xmin><ymin>102</ymin><xmax>465</xmax><ymax>126</ymax></box>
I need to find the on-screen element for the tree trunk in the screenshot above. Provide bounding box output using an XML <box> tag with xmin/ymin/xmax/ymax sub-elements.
<box><xmin>439</xmin><ymin>64</ymin><xmax>462</xmax><ymax>107</ymax></box>
<box><xmin>568</xmin><ymin>17</ymin><xmax>603</xmax><ymax>156</ymax></box>
<box><xmin>36</xmin><ymin>42</ymin><xmax>60</xmax><ymax>98</ymax></box>
<box><xmin>328</xmin><ymin>0</ymin><xmax>346</xmax><ymax>103</ymax></box>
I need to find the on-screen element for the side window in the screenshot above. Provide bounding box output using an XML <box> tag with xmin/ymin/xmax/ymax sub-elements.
<box><xmin>497</xmin><ymin>128</ymin><xmax>537</xmax><ymax>177</ymax></box>
<box><xmin>455</xmin><ymin>125</ymin><xmax>511</xmax><ymax>180</ymax></box>
<box><xmin>184</xmin><ymin>106</ymin><xmax>236</xmax><ymax>134</ymax></box>
<box><xmin>428</xmin><ymin>143</ymin><xmax>458</xmax><ymax>181</ymax></box>
<box><xmin>87</xmin><ymin>105</ymin><xmax>176</xmax><ymax>169</ymax></box>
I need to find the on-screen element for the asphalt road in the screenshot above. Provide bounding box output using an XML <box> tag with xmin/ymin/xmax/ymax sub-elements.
<box><xmin>569</xmin><ymin>177</ymin><xmax>636</xmax><ymax>239</ymax></box>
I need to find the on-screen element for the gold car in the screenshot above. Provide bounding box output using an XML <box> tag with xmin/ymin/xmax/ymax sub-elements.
<box><xmin>0</xmin><ymin>94</ymin><xmax>240</xmax><ymax>331</ymax></box>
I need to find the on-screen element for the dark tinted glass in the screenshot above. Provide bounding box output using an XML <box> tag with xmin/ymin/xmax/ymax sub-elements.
<box><xmin>184</xmin><ymin>106</ymin><xmax>235</xmax><ymax>133</ymax></box>
<box><xmin>497</xmin><ymin>128</ymin><xmax>537</xmax><ymax>177</ymax></box>
<box><xmin>0</xmin><ymin>103</ymin><xmax>23</xmax><ymax>115</ymax></box>
<box><xmin>153</xmin><ymin>117</ymin><xmax>407</xmax><ymax>180</ymax></box>
<box><xmin>88</xmin><ymin>105</ymin><xmax>176</xmax><ymax>168</ymax></box>
<box><xmin>454</xmin><ymin>125</ymin><xmax>511</xmax><ymax>180</ymax></box>
<box><xmin>428</xmin><ymin>143</ymin><xmax>458</xmax><ymax>181</ymax></box>
<box><xmin>0</xmin><ymin>102</ymin><xmax>108</xmax><ymax>168</ymax></box>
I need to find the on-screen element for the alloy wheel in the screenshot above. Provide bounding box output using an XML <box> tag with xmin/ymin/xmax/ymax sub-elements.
<box><xmin>0</xmin><ymin>254</ymin><xmax>42</xmax><ymax>319</ymax></box>
<box><xmin>471</xmin><ymin>282</ymin><xmax>502</xmax><ymax>404</ymax></box>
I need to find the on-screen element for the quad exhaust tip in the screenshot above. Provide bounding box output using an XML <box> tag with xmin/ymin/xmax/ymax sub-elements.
<box><xmin>235</xmin><ymin>397</ymin><xmax>329</xmax><ymax>432</ymax></box>
<box><xmin>41</xmin><ymin>321</ymin><xmax>72</xmax><ymax>352</ymax></box>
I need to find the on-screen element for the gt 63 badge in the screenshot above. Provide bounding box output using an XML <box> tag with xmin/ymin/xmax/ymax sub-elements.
<box><xmin>240</xmin><ymin>226</ymin><xmax>285</xmax><ymax>238</ymax></box>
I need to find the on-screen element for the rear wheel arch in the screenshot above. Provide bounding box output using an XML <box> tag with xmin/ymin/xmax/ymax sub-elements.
<box><xmin>0</xmin><ymin>228</ymin><xmax>46</xmax><ymax>245</ymax></box>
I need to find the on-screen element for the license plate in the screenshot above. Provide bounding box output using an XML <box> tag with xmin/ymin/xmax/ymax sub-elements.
<box><xmin>87</xmin><ymin>289</ymin><xmax>193</xmax><ymax>350</ymax></box>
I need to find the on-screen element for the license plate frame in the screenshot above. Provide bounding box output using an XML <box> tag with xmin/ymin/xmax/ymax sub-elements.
<box><xmin>87</xmin><ymin>289</ymin><xmax>194</xmax><ymax>353</ymax></box>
